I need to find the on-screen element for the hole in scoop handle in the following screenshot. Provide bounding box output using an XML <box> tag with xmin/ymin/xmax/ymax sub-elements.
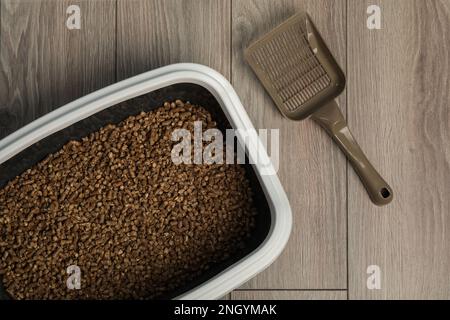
<box><xmin>311</xmin><ymin>100</ymin><xmax>393</xmax><ymax>206</ymax></box>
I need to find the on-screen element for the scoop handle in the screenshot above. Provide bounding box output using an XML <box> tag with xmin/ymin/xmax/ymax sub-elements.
<box><xmin>310</xmin><ymin>100</ymin><xmax>393</xmax><ymax>206</ymax></box>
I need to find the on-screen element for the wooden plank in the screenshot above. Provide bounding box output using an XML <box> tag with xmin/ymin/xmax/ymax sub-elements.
<box><xmin>232</xmin><ymin>0</ymin><xmax>347</xmax><ymax>289</ymax></box>
<box><xmin>116</xmin><ymin>0</ymin><xmax>232</xmax><ymax>295</ymax></box>
<box><xmin>0</xmin><ymin>0</ymin><xmax>116</xmax><ymax>139</ymax></box>
<box><xmin>116</xmin><ymin>0</ymin><xmax>230</xmax><ymax>80</ymax></box>
<box><xmin>347</xmin><ymin>0</ymin><xmax>450</xmax><ymax>299</ymax></box>
<box><xmin>231</xmin><ymin>290</ymin><xmax>347</xmax><ymax>300</ymax></box>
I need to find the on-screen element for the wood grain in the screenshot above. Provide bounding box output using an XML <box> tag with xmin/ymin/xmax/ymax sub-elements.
<box><xmin>0</xmin><ymin>0</ymin><xmax>116</xmax><ymax>139</ymax></box>
<box><xmin>2</xmin><ymin>0</ymin><xmax>449</xmax><ymax>300</ymax></box>
<box><xmin>232</xmin><ymin>290</ymin><xmax>347</xmax><ymax>300</ymax></box>
<box><xmin>347</xmin><ymin>0</ymin><xmax>450</xmax><ymax>299</ymax></box>
<box><xmin>116</xmin><ymin>0</ymin><xmax>230</xmax><ymax>80</ymax></box>
<box><xmin>232</xmin><ymin>0</ymin><xmax>347</xmax><ymax>289</ymax></box>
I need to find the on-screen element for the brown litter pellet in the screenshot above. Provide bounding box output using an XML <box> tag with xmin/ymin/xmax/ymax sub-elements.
<box><xmin>0</xmin><ymin>100</ymin><xmax>257</xmax><ymax>299</ymax></box>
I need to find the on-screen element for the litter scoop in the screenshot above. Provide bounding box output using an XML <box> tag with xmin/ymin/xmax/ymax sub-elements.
<box><xmin>245</xmin><ymin>12</ymin><xmax>393</xmax><ymax>205</ymax></box>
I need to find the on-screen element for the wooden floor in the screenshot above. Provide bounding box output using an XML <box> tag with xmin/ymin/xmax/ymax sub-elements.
<box><xmin>0</xmin><ymin>0</ymin><xmax>449</xmax><ymax>299</ymax></box>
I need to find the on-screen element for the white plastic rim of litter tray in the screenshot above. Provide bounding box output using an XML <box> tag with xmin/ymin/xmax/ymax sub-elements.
<box><xmin>0</xmin><ymin>63</ymin><xmax>292</xmax><ymax>300</ymax></box>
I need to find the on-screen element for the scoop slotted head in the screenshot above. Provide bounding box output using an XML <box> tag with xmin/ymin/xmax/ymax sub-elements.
<box><xmin>245</xmin><ymin>12</ymin><xmax>393</xmax><ymax>206</ymax></box>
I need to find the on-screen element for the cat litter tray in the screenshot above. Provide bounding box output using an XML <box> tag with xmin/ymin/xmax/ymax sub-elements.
<box><xmin>0</xmin><ymin>63</ymin><xmax>292</xmax><ymax>300</ymax></box>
